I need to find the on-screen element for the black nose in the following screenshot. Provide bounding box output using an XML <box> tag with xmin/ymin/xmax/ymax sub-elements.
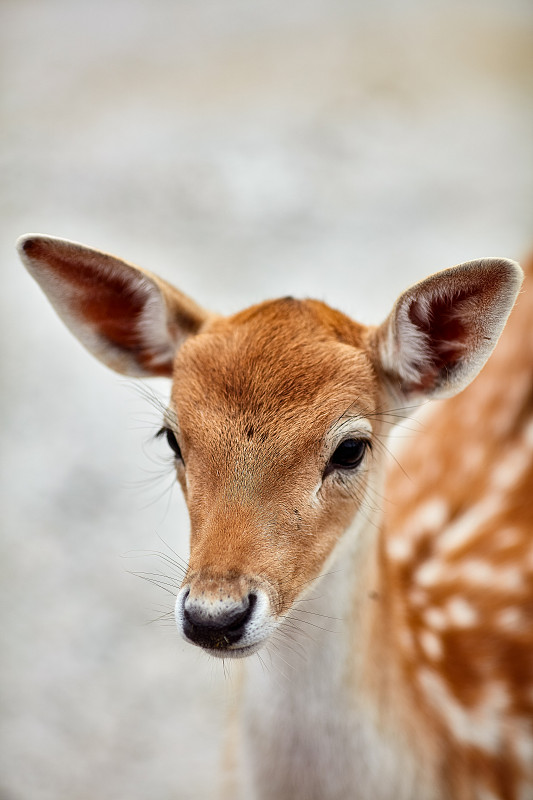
<box><xmin>183</xmin><ymin>592</ymin><xmax>257</xmax><ymax>649</ymax></box>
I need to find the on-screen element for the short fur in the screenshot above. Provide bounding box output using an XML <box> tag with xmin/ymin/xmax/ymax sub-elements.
<box><xmin>18</xmin><ymin>234</ymin><xmax>528</xmax><ymax>799</ymax></box>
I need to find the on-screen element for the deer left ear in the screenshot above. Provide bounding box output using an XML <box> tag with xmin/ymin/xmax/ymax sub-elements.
<box><xmin>372</xmin><ymin>258</ymin><xmax>523</xmax><ymax>402</ymax></box>
<box><xmin>18</xmin><ymin>234</ymin><xmax>212</xmax><ymax>377</ymax></box>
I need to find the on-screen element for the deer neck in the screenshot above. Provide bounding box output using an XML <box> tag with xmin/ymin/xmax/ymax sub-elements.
<box><xmin>237</xmin><ymin>470</ymin><xmax>427</xmax><ymax>800</ymax></box>
<box><xmin>244</xmin><ymin>465</ymin><xmax>391</xmax><ymax>707</ymax></box>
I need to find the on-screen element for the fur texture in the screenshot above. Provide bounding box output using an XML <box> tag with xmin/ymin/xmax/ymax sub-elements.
<box><xmin>18</xmin><ymin>234</ymin><xmax>527</xmax><ymax>799</ymax></box>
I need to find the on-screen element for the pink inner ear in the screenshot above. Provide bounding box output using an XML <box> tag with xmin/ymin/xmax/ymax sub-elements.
<box><xmin>407</xmin><ymin>288</ymin><xmax>476</xmax><ymax>390</ymax></box>
<box><xmin>78</xmin><ymin>280</ymin><xmax>175</xmax><ymax>376</ymax></box>
<box><xmin>76</xmin><ymin>281</ymin><xmax>175</xmax><ymax>377</ymax></box>
<box><xmin>77</xmin><ymin>282</ymin><xmax>151</xmax><ymax>355</ymax></box>
<box><xmin>24</xmin><ymin>238</ymin><xmax>174</xmax><ymax>376</ymax></box>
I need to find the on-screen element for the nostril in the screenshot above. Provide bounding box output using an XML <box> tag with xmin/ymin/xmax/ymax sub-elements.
<box><xmin>182</xmin><ymin>591</ymin><xmax>258</xmax><ymax>648</ymax></box>
<box><xmin>225</xmin><ymin>592</ymin><xmax>257</xmax><ymax>632</ymax></box>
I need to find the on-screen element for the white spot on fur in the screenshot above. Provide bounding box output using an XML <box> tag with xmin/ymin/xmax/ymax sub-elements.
<box><xmin>438</xmin><ymin>496</ymin><xmax>501</xmax><ymax>555</ymax></box>
<box><xmin>419</xmin><ymin>629</ymin><xmax>443</xmax><ymax>660</ymax></box>
<box><xmin>523</xmin><ymin>417</ymin><xmax>533</xmax><ymax>448</ymax></box>
<box><xmin>459</xmin><ymin>560</ymin><xmax>523</xmax><ymax>591</ymax></box>
<box><xmin>418</xmin><ymin>670</ymin><xmax>509</xmax><ymax>753</ymax></box>
<box><xmin>415</xmin><ymin>554</ymin><xmax>523</xmax><ymax>593</ymax></box>
<box><xmin>495</xmin><ymin>607</ymin><xmax>522</xmax><ymax>630</ymax></box>
<box><xmin>423</xmin><ymin>607</ymin><xmax>447</xmax><ymax>630</ymax></box>
<box><xmin>514</xmin><ymin>723</ymin><xmax>533</xmax><ymax>769</ymax></box>
<box><xmin>446</xmin><ymin>596</ymin><xmax>478</xmax><ymax>627</ymax></box>
<box><xmin>415</xmin><ymin>559</ymin><xmax>443</xmax><ymax>587</ymax></box>
<box><xmin>401</xmin><ymin>497</ymin><xmax>450</xmax><ymax>537</ymax></box>
<box><xmin>461</xmin><ymin>559</ymin><xmax>494</xmax><ymax>583</ymax></box>
<box><xmin>491</xmin><ymin>447</ymin><xmax>532</xmax><ymax>491</ymax></box>
<box><xmin>387</xmin><ymin>536</ymin><xmax>412</xmax><ymax>561</ymax></box>
<box><xmin>477</xmin><ymin>789</ymin><xmax>500</xmax><ymax>800</ymax></box>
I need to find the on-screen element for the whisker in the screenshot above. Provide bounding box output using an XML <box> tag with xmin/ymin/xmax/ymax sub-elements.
<box><xmin>288</xmin><ymin>608</ymin><xmax>342</xmax><ymax>622</ymax></box>
<box><xmin>256</xmin><ymin>652</ymin><xmax>270</xmax><ymax>675</ymax></box>
<box><xmin>285</xmin><ymin>613</ymin><xmax>339</xmax><ymax>634</ymax></box>
<box><xmin>291</xmin><ymin>569</ymin><xmax>345</xmax><ymax>593</ymax></box>
<box><xmin>371</xmin><ymin>436</ymin><xmax>412</xmax><ymax>483</ymax></box>
<box><xmin>122</xmin><ymin>550</ymin><xmax>186</xmax><ymax>577</ymax></box>
<box><xmin>292</xmin><ymin>594</ymin><xmax>324</xmax><ymax>604</ymax></box>
<box><xmin>280</xmin><ymin>618</ymin><xmax>316</xmax><ymax>644</ymax></box>
<box><xmin>264</xmin><ymin>644</ymin><xmax>292</xmax><ymax>682</ymax></box>
<box><xmin>128</xmin><ymin>570</ymin><xmax>179</xmax><ymax>596</ymax></box>
<box><xmin>145</xmin><ymin>609</ymin><xmax>176</xmax><ymax>625</ymax></box>
<box><xmin>155</xmin><ymin>532</ymin><xmax>190</xmax><ymax>573</ymax></box>
<box><xmin>269</xmin><ymin>631</ymin><xmax>307</xmax><ymax>662</ymax></box>
<box><xmin>133</xmin><ymin>570</ymin><xmax>182</xmax><ymax>586</ymax></box>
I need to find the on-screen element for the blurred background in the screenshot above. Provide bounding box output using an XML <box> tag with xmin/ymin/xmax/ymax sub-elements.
<box><xmin>1</xmin><ymin>0</ymin><xmax>532</xmax><ymax>798</ymax></box>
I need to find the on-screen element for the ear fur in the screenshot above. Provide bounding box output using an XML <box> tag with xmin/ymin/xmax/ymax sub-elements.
<box><xmin>18</xmin><ymin>234</ymin><xmax>211</xmax><ymax>377</ymax></box>
<box><xmin>372</xmin><ymin>258</ymin><xmax>523</xmax><ymax>402</ymax></box>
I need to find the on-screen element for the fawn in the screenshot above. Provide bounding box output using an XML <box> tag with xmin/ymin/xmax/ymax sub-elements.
<box><xmin>18</xmin><ymin>234</ymin><xmax>532</xmax><ymax>800</ymax></box>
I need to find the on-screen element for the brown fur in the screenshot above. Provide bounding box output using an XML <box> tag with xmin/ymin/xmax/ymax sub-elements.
<box><xmin>171</xmin><ymin>298</ymin><xmax>378</xmax><ymax>614</ymax></box>
<box><xmin>382</xmin><ymin>258</ymin><xmax>533</xmax><ymax>798</ymax></box>
<box><xmin>18</xmin><ymin>233</ymin><xmax>530</xmax><ymax>799</ymax></box>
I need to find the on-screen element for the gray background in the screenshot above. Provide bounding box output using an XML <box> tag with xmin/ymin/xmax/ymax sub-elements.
<box><xmin>1</xmin><ymin>1</ymin><xmax>532</xmax><ymax>798</ymax></box>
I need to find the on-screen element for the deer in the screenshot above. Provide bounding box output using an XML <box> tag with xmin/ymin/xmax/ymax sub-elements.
<box><xmin>18</xmin><ymin>233</ymin><xmax>533</xmax><ymax>800</ymax></box>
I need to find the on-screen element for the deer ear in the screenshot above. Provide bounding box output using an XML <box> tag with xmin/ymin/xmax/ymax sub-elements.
<box><xmin>18</xmin><ymin>234</ymin><xmax>212</xmax><ymax>377</ymax></box>
<box><xmin>372</xmin><ymin>258</ymin><xmax>523</xmax><ymax>402</ymax></box>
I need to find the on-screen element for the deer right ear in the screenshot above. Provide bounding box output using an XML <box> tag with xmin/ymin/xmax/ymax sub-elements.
<box><xmin>18</xmin><ymin>235</ymin><xmax>212</xmax><ymax>377</ymax></box>
<box><xmin>371</xmin><ymin>258</ymin><xmax>523</xmax><ymax>403</ymax></box>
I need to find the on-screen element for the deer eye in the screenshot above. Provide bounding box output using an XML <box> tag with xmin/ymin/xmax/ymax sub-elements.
<box><xmin>157</xmin><ymin>427</ymin><xmax>183</xmax><ymax>461</ymax></box>
<box><xmin>327</xmin><ymin>438</ymin><xmax>370</xmax><ymax>473</ymax></box>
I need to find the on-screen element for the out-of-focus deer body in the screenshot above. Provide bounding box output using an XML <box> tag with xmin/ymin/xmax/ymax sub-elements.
<box><xmin>379</xmin><ymin>258</ymin><xmax>533</xmax><ymax>800</ymax></box>
<box><xmin>18</xmin><ymin>234</ymin><xmax>532</xmax><ymax>799</ymax></box>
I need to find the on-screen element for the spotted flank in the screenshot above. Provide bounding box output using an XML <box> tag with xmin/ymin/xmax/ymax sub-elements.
<box><xmin>383</xmin><ymin>255</ymin><xmax>533</xmax><ymax>799</ymax></box>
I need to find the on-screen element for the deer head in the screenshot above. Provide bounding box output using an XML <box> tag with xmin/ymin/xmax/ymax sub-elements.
<box><xmin>18</xmin><ymin>234</ymin><xmax>522</xmax><ymax>658</ymax></box>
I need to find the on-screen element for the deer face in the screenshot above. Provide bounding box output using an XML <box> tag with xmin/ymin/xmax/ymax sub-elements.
<box><xmin>18</xmin><ymin>235</ymin><xmax>523</xmax><ymax>658</ymax></box>
<box><xmin>167</xmin><ymin>299</ymin><xmax>381</xmax><ymax>656</ymax></box>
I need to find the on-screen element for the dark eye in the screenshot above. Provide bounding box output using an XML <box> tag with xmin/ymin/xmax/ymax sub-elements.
<box><xmin>327</xmin><ymin>438</ymin><xmax>369</xmax><ymax>473</ymax></box>
<box><xmin>157</xmin><ymin>427</ymin><xmax>183</xmax><ymax>461</ymax></box>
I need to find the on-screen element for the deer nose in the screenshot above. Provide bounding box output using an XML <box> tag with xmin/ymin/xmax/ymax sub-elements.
<box><xmin>181</xmin><ymin>590</ymin><xmax>257</xmax><ymax>649</ymax></box>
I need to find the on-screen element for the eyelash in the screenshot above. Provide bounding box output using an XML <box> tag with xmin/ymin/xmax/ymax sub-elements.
<box><xmin>156</xmin><ymin>427</ymin><xmax>183</xmax><ymax>461</ymax></box>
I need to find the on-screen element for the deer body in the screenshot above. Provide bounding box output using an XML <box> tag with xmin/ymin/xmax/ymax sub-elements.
<box><xmin>18</xmin><ymin>234</ymin><xmax>532</xmax><ymax>799</ymax></box>
<box><xmin>378</xmin><ymin>261</ymin><xmax>533</xmax><ymax>800</ymax></box>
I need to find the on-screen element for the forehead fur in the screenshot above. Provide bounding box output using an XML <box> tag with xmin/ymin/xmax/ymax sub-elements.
<box><xmin>171</xmin><ymin>297</ymin><xmax>375</xmax><ymax>436</ymax></box>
